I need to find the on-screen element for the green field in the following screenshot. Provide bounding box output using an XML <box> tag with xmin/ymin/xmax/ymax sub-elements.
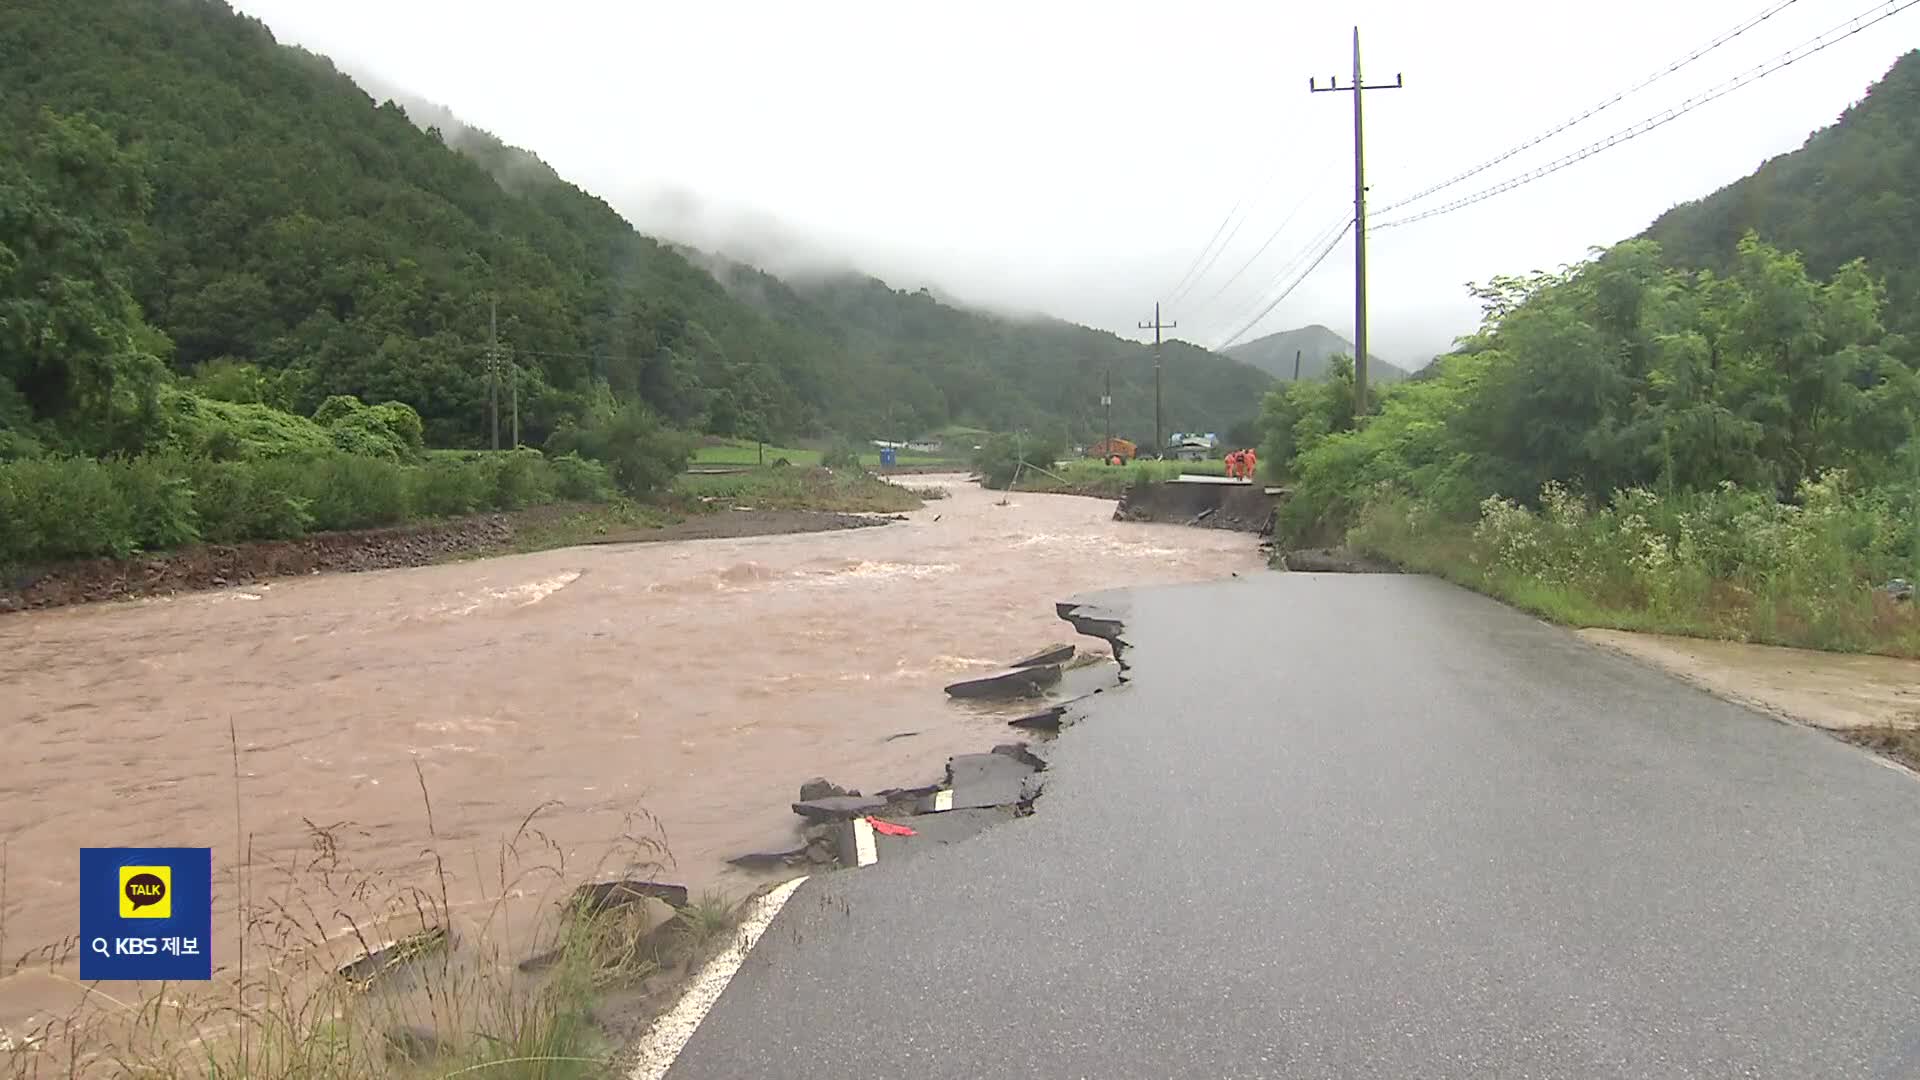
<box><xmin>690</xmin><ymin>438</ymin><xmax>966</xmax><ymax>471</ymax></box>
<box><xmin>1003</xmin><ymin>456</ymin><xmax>1233</xmax><ymax>497</ymax></box>
<box><xmin>672</xmin><ymin>465</ymin><xmax>921</xmax><ymax>513</ymax></box>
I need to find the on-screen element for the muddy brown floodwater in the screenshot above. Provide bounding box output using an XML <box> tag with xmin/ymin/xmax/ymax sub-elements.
<box><xmin>0</xmin><ymin>476</ymin><xmax>1262</xmax><ymax>1038</ymax></box>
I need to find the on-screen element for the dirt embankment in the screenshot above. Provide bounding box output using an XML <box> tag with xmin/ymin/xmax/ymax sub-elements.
<box><xmin>1112</xmin><ymin>481</ymin><xmax>1279</xmax><ymax>533</ymax></box>
<box><xmin>0</xmin><ymin>507</ymin><xmax>896</xmax><ymax>614</ymax></box>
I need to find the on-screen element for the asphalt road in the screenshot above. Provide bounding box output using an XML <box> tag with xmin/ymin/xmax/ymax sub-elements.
<box><xmin>665</xmin><ymin>573</ymin><xmax>1920</xmax><ymax>1078</ymax></box>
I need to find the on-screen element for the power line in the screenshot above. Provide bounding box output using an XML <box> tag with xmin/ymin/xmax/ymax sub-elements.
<box><xmin>1185</xmin><ymin>181</ymin><xmax>1330</xmax><ymax>320</ymax></box>
<box><xmin>1166</xmin><ymin>155</ymin><xmax>1295</xmax><ymax>305</ymax></box>
<box><xmin>1205</xmin><ymin>211</ymin><xmax>1352</xmax><ymax>340</ymax></box>
<box><xmin>1376</xmin><ymin>0</ymin><xmax>1806</xmax><ymax>217</ymax></box>
<box><xmin>1217</xmin><ymin>219</ymin><xmax>1355</xmax><ymax>350</ymax></box>
<box><xmin>1165</xmin><ymin>197</ymin><xmax>1248</xmax><ymax>302</ymax></box>
<box><xmin>1170</xmin><ymin>205</ymin><xmax>1256</xmax><ymax>305</ymax></box>
<box><xmin>1373</xmin><ymin>0</ymin><xmax>1919</xmax><ymax>232</ymax></box>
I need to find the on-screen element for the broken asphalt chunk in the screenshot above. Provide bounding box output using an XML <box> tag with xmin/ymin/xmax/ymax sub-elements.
<box><xmin>943</xmin><ymin>664</ymin><xmax>1062</xmax><ymax>700</ymax></box>
<box><xmin>570</xmin><ymin>880</ymin><xmax>690</xmax><ymax>913</ymax></box>
<box><xmin>798</xmin><ymin>777</ymin><xmax>858</xmax><ymax>801</ymax></box>
<box><xmin>791</xmin><ymin>794</ymin><xmax>889</xmax><ymax>821</ymax></box>
<box><xmin>1055</xmin><ymin>596</ymin><xmax>1131</xmax><ymax>663</ymax></box>
<box><xmin>1009</xmin><ymin>643</ymin><xmax>1075</xmax><ymax>668</ymax></box>
<box><xmin>726</xmin><ymin>848</ymin><xmax>809</xmax><ymax>871</ymax></box>
<box><xmin>923</xmin><ymin>751</ymin><xmax>1035</xmax><ymax>811</ymax></box>
<box><xmin>1008</xmin><ymin>704</ymin><xmax>1067</xmax><ymax>731</ymax></box>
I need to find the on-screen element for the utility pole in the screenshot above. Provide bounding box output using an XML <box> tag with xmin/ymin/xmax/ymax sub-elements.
<box><xmin>1293</xmin><ymin>349</ymin><xmax>1303</xmax><ymax>382</ymax></box>
<box><xmin>488</xmin><ymin>297</ymin><xmax>500</xmax><ymax>450</ymax></box>
<box><xmin>1137</xmin><ymin>302</ymin><xmax>1176</xmax><ymax>456</ymax></box>
<box><xmin>510</xmin><ymin>357</ymin><xmax>519</xmax><ymax>449</ymax></box>
<box><xmin>1102</xmin><ymin>368</ymin><xmax>1113</xmax><ymax>461</ymax></box>
<box><xmin>1311</xmin><ymin>28</ymin><xmax>1401</xmax><ymax>421</ymax></box>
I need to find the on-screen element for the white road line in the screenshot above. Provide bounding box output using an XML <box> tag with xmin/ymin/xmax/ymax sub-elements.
<box><xmin>851</xmin><ymin>816</ymin><xmax>879</xmax><ymax>866</ymax></box>
<box><xmin>626</xmin><ymin>875</ymin><xmax>810</xmax><ymax>1080</ymax></box>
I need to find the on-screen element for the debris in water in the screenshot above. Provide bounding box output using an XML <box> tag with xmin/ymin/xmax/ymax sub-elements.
<box><xmin>1008</xmin><ymin>643</ymin><xmax>1075</xmax><ymax>668</ymax></box>
<box><xmin>943</xmin><ymin>664</ymin><xmax>1062</xmax><ymax>699</ymax></box>
<box><xmin>570</xmin><ymin>880</ymin><xmax>690</xmax><ymax>913</ymax></box>
<box><xmin>792</xmin><ymin>794</ymin><xmax>889</xmax><ymax>821</ymax></box>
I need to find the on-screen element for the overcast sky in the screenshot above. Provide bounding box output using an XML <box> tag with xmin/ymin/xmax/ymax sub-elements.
<box><xmin>229</xmin><ymin>0</ymin><xmax>1914</xmax><ymax>367</ymax></box>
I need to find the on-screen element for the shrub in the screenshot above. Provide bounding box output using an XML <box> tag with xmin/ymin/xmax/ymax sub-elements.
<box><xmin>294</xmin><ymin>455</ymin><xmax>412</xmax><ymax>531</ymax></box>
<box><xmin>821</xmin><ymin>441</ymin><xmax>865</xmax><ymax>471</ymax></box>
<box><xmin>165</xmin><ymin>390</ymin><xmax>334</xmax><ymax>460</ymax></box>
<box><xmin>316</xmin><ymin>396</ymin><xmax>425</xmax><ymax>461</ymax></box>
<box><xmin>412</xmin><ymin>453</ymin><xmax>494</xmax><ymax>517</ymax></box>
<box><xmin>550</xmin><ymin>451</ymin><xmax>614</xmax><ymax>501</ymax></box>
<box><xmin>0</xmin><ymin>457</ymin><xmax>136</xmax><ymax>563</ymax></box>
<box><xmin>110</xmin><ymin>455</ymin><xmax>200</xmax><ymax>551</ymax></box>
<box><xmin>485</xmin><ymin>448</ymin><xmax>557</xmax><ymax>510</ymax></box>
<box><xmin>547</xmin><ymin>402</ymin><xmax>692</xmax><ymax>499</ymax></box>
<box><xmin>187</xmin><ymin>458</ymin><xmax>313</xmax><ymax>542</ymax></box>
<box><xmin>972</xmin><ymin>433</ymin><xmax>1064</xmax><ymax>489</ymax></box>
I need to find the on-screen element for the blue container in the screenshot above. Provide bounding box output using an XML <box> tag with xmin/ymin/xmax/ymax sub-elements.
<box><xmin>880</xmin><ymin>447</ymin><xmax>897</xmax><ymax>467</ymax></box>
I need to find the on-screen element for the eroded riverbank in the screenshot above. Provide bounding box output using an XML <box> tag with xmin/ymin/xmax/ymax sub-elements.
<box><xmin>0</xmin><ymin>476</ymin><xmax>1263</xmax><ymax>1041</ymax></box>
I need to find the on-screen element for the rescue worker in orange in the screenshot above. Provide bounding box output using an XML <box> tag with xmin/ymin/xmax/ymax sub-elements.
<box><xmin>1226</xmin><ymin>450</ymin><xmax>1243</xmax><ymax>479</ymax></box>
<box><xmin>1243</xmin><ymin>447</ymin><xmax>1257</xmax><ymax>480</ymax></box>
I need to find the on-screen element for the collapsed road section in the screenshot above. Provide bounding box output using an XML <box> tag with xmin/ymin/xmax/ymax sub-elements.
<box><xmin>719</xmin><ymin>598</ymin><xmax>1131</xmax><ymax>877</ymax></box>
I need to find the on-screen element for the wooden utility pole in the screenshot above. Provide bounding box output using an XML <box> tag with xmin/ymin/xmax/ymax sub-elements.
<box><xmin>1137</xmin><ymin>303</ymin><xmax>1177</xmax><ymax>456</ymax></box>
<box><xmin>1311</xmin><ymin>28</ymin><xmax>1401</xmax><ymax>420</ymax></box>
<box><xmin>1102</xmin><ymin>368</ymin><xmax>1113</xmax><ymax>461</ymax></box>
<box><xmin>488</xmin><ymin>297</ymin><xmax>500</xmax><ymax>450</ymax></box>
<box><xmin>1293</xmin><ymin>349</ymin><xmax>1303</xmax><ymax>382</ymax></box>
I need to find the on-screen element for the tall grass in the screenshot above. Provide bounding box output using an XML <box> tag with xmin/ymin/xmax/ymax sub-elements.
<box><xmin>0</xmin><ymin>452</ymin><xmax>615</xmax><ymax>567</ymax></box>
<box><xmin>0</xmin><ymin>773</ymin><xmax>745</xmax><ymax>1080</ymax></box>
<box><xmin>1348</xmin><ymin>471</ymin><xmax>1920</xmax><ymax>657</ymax></box>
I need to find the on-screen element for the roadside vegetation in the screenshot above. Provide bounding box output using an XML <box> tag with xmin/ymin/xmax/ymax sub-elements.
<box><xmin>672</xmin><ymin>466</ymin><xmax>920</xmax><ymax>515</ymax></box>
<box><xmin>1260</xmin><ymin>235</ymin><xmax>1920</xmax><ymax>658</ymax></box>
<box><xmin>0</xmin><ymin>770</ymin><xmax>749</xmax><ymax>1080</ymax></box>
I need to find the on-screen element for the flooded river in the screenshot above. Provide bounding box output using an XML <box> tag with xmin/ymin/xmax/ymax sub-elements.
<box><xmin>0</xmin><ymin>476</ymin><xmax>1261</xmax><ymax>1034</ymax></box>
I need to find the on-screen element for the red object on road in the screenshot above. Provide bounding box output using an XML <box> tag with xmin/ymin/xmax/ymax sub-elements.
<box><xmin>866</xmin><ymin>817</ymin><xmax>917</xmax><ymax>837</ymax></box>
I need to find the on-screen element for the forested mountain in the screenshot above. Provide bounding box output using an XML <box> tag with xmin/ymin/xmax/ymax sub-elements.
<box><xmin>1644</xmin><ymin>49</ymin><xmax>1920</xmax><ymax>338</ymax></box>
<box><xmin>0</xmin><ymin>0</ymin><xmax>1272</xmax><ymax>454</ymax></box>
<box><xmin>1225</xmin><ymin>325</ymin><xmax>1410</xmax><ymax>385</ymax></box>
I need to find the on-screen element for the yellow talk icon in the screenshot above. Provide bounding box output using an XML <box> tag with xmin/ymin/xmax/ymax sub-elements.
<box><xmin>119</xmin><ymin>865</ymin><xmax>171</xmax><ymax>919</ymax></box>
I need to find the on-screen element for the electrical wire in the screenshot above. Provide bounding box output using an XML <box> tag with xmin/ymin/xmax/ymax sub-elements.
<box><xmin>1376</xmin><ymin>0</ymin><xmax>1807</xmax><ymax>217</ymax></box>
<box><xmin>1204</xmin><ymin>211</ymin><xmax>1352</xmax><ymax>335</ymax></box>
<box><xmin>1216</xmin><ymin>218</ymin><xmax>1355</xmax><ymax>349</ymax></box>
<box><xmin>1185</xmin><ymin>180</ymin><xmax>1331</xmax><ymax>319</ymax></box>
<box><xmin>1165</xmin><ymin>154</ymin><xmax>1295</xmax><ymax>305</ymax></box>
<box><xmin>1372</xmin><ymin>0</ymin><xmax>1918</xmax><ymax>231</ymax></box>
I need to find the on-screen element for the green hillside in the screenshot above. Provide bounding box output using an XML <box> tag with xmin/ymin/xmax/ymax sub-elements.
<box><xmin>1225</xmin><ymin>324</ymin><xmax>1410</xmax><ymax>385</ymax></box>
<box><xmin>0</xmin><ymin>0</ymin><xmax>1272</xmax><ymax>456</ymax></box>
<box><xmin>1643</xmin><ymin>49</ymin><xmax>1920</xmax><ymax>337</ymax></box>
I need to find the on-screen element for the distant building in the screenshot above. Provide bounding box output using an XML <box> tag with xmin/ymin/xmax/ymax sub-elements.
<box><xmin>1169</xmin><ymin>437</ymin><xmax>1213</xmax><ymax>462</ymax></box>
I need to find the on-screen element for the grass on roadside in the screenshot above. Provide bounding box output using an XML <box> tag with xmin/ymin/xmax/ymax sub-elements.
<box><xmin>1003</xmin><ymin>457</ymin><xmax>1230</xmax><ymax>498</ymax></box>
<box><xmin>1342</xmin><ymin>489</ymin><xmax>1920</xmax><ymax>659</ymax></box>
<box><xmin>0</xmin><ymin>776</ymin><xmax>750</xmax><ymax>1080</ymax></box>
<box><xmin>670</xmin><ymin>466</ymin><xmax>920</xmax><ymax>515</ymax></box>
<box><xmin>1840</xmin><ymin>720</ymin><xmax>1920</xmax><ymax>772</ymax></box>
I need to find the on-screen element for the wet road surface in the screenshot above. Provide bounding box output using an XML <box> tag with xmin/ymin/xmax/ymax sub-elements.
<box><xmin>666</xmin><ymin>573</ymin><xmax>1920</xmax><ymax>1078</ymax></box>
